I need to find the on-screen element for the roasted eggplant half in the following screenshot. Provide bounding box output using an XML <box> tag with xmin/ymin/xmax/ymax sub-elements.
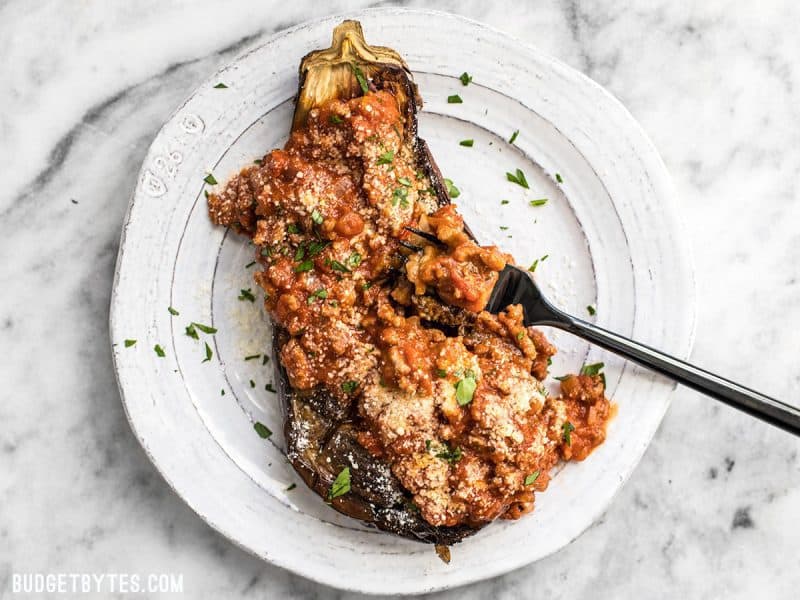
<box><xmin>207</xmin><ymin>20</ymin><xmax>612</xmax><ymax>548</ymax></box>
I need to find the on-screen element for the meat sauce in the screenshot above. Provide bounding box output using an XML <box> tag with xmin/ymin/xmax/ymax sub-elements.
<box><xmin>208</xmin><ymin>89</ymin><xmax>612</xmax><ymax>528</ymax></box>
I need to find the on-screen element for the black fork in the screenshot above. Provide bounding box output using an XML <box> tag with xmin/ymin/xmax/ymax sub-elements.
<box><xmin>486</xmin><ymin>264</ymin><xmax>800</xmax><ymax>436</ymax></box>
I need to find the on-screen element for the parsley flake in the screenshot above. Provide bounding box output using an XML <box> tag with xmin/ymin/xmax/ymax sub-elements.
<box><xmin>213</xmin><ymin>82</ymin><xmax>228</xmax><ymax>89</ymax></box>
<box><xmin>509</xmin><ymin>130</ymin><xmax>519</xmax><ymax>144</ymax></box>
<box><xmin>455</xmin><ymin>374</ymin><xmax>477</xmax><ymax>406</ymax></box>
<box><xmin>459</xmin><ymin>72</ymin><xmax>473</xmax><ymax>86</ymax></box>
<box><xmin>556</xmin><ymin>172</ymin><xmax>564</xmax><ymax>183</ymax></box>
<box><xmin>528</xmin><ymin>254</ymin><xmax>549</xmax><ymax>272</ymax></box>
<box><xmin>525</xmin><ymin>471</ymin><xmax>540</xmax><ymax>486</ymax></box>
<box><xmin>254</xmin><ymin>422</ymin><xmax>272</xmax><ymax>439</ymax></box>
<box><xmin>435</xmin><ymin>443</ymin><xmax>463</xmax><ymax>464</ymax></box>
<box><xmin>447</xmin><ymin>94</ymin><xmax>463</xmax><ymax>104</ymax></box>
<box><xmin>350</xmin><ymin>63</ymin><xmax>369</xmax><ymax>94</ymax></box>
<box><xmin>562</xmin><ymin>421</ymin><xmax>575</xmax><ymax>445</ymax></box>
<box><xmin>238</xmin><ymin>288</ymin><xmax>256</xmax><ymax>302</ymax></box>
<box><xmin>329</xmin><ymin>114</ymin><xmax>343</xmax><ymax>124</ymax></box>
<box><xmin>311</xmin><ymin>209</ymin><xmax>324</xmax><ymax>225</ymax></box>
<box><xmin>459</xmin><ymin>139</ymin><xmax>474</xmax><ymax>147</ymax></box>
<box><xmin>329</xmin><ymin>467</ymin><xmax>351</xmax><ymax>499</ymax></box>
<box><xmin>341</xmin><ymin>380</ymin><xmax>359</xmax><ymax>394</ymax></box>
<box><xmin>167</xmin><ymin>306</ymin><xmax>179</xmax><ymax>316</ymax></box>
<box><xmin>124</xmin><ymin>339</ymin><xmax>137</xmax><ymax>347</ymax></box>
<box><xmin>529</xmin><ymin>198</ymin><xmax>548</xmax><ymax>207</ymax></box>
<box><xmin>154</xmin><ymin>344</ymin><xmax>165</xmax><ymax>357</ymax></box>
<box><xmin>506</xmin><ymin>168</ymin><xmax>529</xmax><ymax>189</ymax></box>
<box><xmin>376</xmin><ymin>151</ymin><xmax>394</xmax><ymax>165</ymax></box>
<box><xmin>587</xmin><ymin>305</ymin><xmax>596</xmax><ymax>316</ymax></box>
<box><xmin>294</xmin><ymin>260</ymin><xmax>313</xmax><ymax>273</ymax></box>
<box><xmin>203</xmin><ymin>173</ymin><xmax>217</xmax><ymax>185</ymax></box>
<box><xmin>444</xmin><ymin>178</ymin><xmax>460</xmax><ymax>198</ymax></box>
<box><xmin>307</xmin><ymin>288</ymin><xmax>328</xmax><ymax>304</ymax></box>
<box><xmin>392</xmin><ymin>186</ymin><xmax>409</xmax><ymax>208</ymax></box>
<box><xmin>202</xmin><ymin>342</ymin><xmax>213</xmax><ymax>363</ymax></box>
<box><xmin>193</xmin><ymin>322</ymin><xmax>217</xmax><ymax>334</ymax></box>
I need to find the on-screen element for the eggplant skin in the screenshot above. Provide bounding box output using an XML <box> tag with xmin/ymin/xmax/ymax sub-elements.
<box><xmin>275</xmin><ymin>21</ymin><xmax>480</xmax><ymax>545</ymax></box>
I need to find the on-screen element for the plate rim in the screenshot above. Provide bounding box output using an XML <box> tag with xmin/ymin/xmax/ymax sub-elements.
<box><xmin>109</xmin><ymin>7</ymin><xmax>697</xmax><ymax>594</ymax></box>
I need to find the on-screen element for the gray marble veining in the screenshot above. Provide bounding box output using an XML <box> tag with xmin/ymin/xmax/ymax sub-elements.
<box><xmin>1</xmin><ymin>0</ymin><xmax>799</xmax><ymax>598</ymax></box>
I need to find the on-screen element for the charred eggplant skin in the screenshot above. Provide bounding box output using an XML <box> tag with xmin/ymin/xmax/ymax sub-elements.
<box><xmin>276</xmin><ymin>21</ymin><xmax>477</xmax><ymax>545</ymax></box>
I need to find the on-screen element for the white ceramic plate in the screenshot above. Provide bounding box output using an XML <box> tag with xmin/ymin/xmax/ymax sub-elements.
<box><xmin>110</xmin><ymin>8</ymin><xmax>695</xmax><ymax>595</ymax></box>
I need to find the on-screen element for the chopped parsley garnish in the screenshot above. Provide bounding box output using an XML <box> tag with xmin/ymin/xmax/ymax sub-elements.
<box><xmin>329</xmin><ymin>114</ymin><xmax>343</xmax><ymax>124</ymax></box>
<box><xmin>506</xmin><ymin>168</ymin><xmax>529</xmax><ymax>189</ymax></box>
<box><xmin>287</xmin><ymin>223</ymin><xmax>300</xmax><ymax>234</ymax></box>
<box><xmin>392</xmin><ymin>186</ymin><xmax>409</xmax><ymax>208</ymax></box>
<box><xmin>185</xmin><ymin>324</ymin><xmax>199</xmax><ymax>340</ymax></box>
<box><xmin>529</xmin><ymin>198</ymin><xmax>548</xmax><ymax>207</ymax></box>
<box><xmin>509</xmin><ymin>130</ymin><xmax>519</xmax><ymax>144</ymax></box>
<box><xmin>264</xmin><ymin>383</ymin><xmax>277</xmax><ymax>393</ymax></box>
<box><xmin>436</xmin><ymin>368</ymin><xmax>448</xmax><ymax>378</ymax></box>
<box><xmin>253</xmin><ymin>158</ymin><xmax>263</xmax><ymax>166</ymax></box>
<box><xmin>193</xmin><ymin>322</ymin><xmax>217</xmax><ymax>334</ymax></box>
<box><xmin>285</xmin><ymin>483</ymin><xmax>297</xmax><ymax>491</ymax></box>
<box><xmin>341</xmin><ymin>380</ymin><xmax>359</xmax><ymax>394</ymax></box>
<box><xmin>213</xmin><ymin>82</ymin><xmax>228</xmax><ymax>89</ymax></box>
<box><xmin>328</xmin><ymin>259</ymin><xmax>350</xmax><ymax>273</ymax></box>
<box><xmin>350</xmin><ymin>63</ymin><xmax>369</xmax><ymax>94</ymax></box>
<box><xmin>124</xmin><ymin>339</ymin><xmax>137</xmax><ymax>347</ymax></box>
<box><xmin>307</xmin><ymin>288</ymin><xmax>328</xmax><ymax>304</ymax></box>
<box><xmin>435</xmin><ymin>443</ymin><xmax>463</xmax><ymax>464</ymax></box>
<box><xmin>244</xmin><ymin>354</ymin><xmax>260</xmax><ymax>361</ymax></box>
<box><xmin>397</xmin><ymin>176</ymin><xmax>412</xmax><ymax>187</ymax></box>
<box><xmin>459</xmin><ymin>139</ymin><xmax>474</xmax><ymax>147</ymax></box>
<box><xmin>376</xmin><ymin>150</ymin><xmax>394</xmax><ymax>165</ymax></box>
<box><xmin>306</xmin><ymin>240</ymin><xmax>329</xmax><ymax>257</ymax></box>
<box><xmin>221</xmin><ymin>389</ymin><xmax>225</xmax><ymax>396</ymax></box>
<box><xmin>328</xmin><ymin>467</ymin><xmax>351</xmax><ymax>499</ymax></box>
<box><xmin>455</xmin><ymin>373</ymin><xmax>477</xmax><ymax>406</ymax></box>
<box><xmin>447</xmin><ymin>94</ymin><xmax>463</xmax><ymax>104</ymax></box>
<box><xmin>249</xmin><ymin>380</ymin><xmax>255</xmax><ymax>388</ymax></box>
<box><xmin>238</xmin><ymin>288</ymin><xmax>256</xmax><ymax>302</ymax></box>
<box><xmin>203</xmin><ymin>173</ymin><xmax>217</xmax><ymax>185</ymax></box>
<box><xmin>580</xmin><ymin>362</ymin><xmax>605</xmax><ymax>376</ymax></box>
<box><xmin>167</xmin><ymin>306</ymin><xmax>179</xmax><ymax>316</ymax></box>
<box><xmin>262</xmin><ymin>355</ymin><xmax>270</xmax><ymax>365</ymax></box>
<box><xmin>202</xmin><ymin>342</ymin><xmax>213</xmax><ymax>363</ymax></box>
<box><xmin>347</xmin><ymin>252</ymin><xmax>362</xmax><ymax>268</ymax></box>
<box><xmin>245</xmin><ymin>261</ymin><xmax>256</xmax><ymax>268</ymax></box>
<box><xmin>294</xmin><ymin>246</ymin><xmax>306</xmax><ymax>261</ymax></box>
<box><xmin>444</xmin><ymin>178</ymin><xmax>460</xmax><ymax>198</ymax></box>
<box><xmin>154</xmin><ymin>344</ymin><xmax>165</xmax><ymax>357</ymax></box>
<box><xmin>556</xmin><ymin>172</ymin><xmax>564</xmax><ymax>183</ymax></box>
<box><xmin>528</xmin><ymin>254</ymin><xmax>549</xmax><ymax>272</ymax></box>
<box><xmin>562</xmin><ymin>421</ymin><xmax>575</xmax><ymax>445</ymax></box>
<box><xmin>459</xmin><ymin>72</ymin><xmax>473</xmax><ymax>86</ymax></box>
<box><xmin>499</xmin><ymin>226</ymin><xmax>509</xmax><ymax>231</ymax></box>
<box><xmin>516</xmin><ymin>331</ymin><xmax>525</xmax><ymax>341</ymax></box>
<box><xmin>501</xmin><ymin>199</ymin><xmax>509</xmax><ymax>205</ymax></box>
<box><xmin>587</xmin><ymin>305</ymin><xmax>596</xmax><ymax>316</ymax></box>
<box><xmin>311</xmin><ymin>209</ymin><xmax>324</xmax><ymax>225</ymax></box>
<box><xmin>524</xmin><ymin>471</ymin><xmax>540</xmax><ymax>486</ymax></box>
<box><xmin>294</xmin><ymin>260</ymin><xmax>314</xmax><ymax>273</ymax></box>
<box><xmin>253</xmin><ymin>422</ymin><xmax>272</xmax><ymax>439</ymax></box>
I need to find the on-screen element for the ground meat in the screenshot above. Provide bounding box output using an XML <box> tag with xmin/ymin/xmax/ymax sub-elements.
<box><xmin>207</xmin><ymin>89</ymin><xmax>613</xmax><ymax>529</ymax></box>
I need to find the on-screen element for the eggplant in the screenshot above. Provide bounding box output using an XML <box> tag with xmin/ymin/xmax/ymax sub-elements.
<box><xmin>274</xmin><ymin>21</ymin><xmax>480</xmax><ymax>544</ymax></box>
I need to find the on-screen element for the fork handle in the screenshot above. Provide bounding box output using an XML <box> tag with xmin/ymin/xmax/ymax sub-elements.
<box><xmin>547</xmin><ymin>312</ymin><xmax>800</xmax><ymax>436</ymax></box>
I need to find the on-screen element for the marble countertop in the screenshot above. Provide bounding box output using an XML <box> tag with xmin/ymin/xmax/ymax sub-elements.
<box><xmin>2</xmin><ymin>1</ymin><xmax>799</xmax><ymax>598</ymax></box>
